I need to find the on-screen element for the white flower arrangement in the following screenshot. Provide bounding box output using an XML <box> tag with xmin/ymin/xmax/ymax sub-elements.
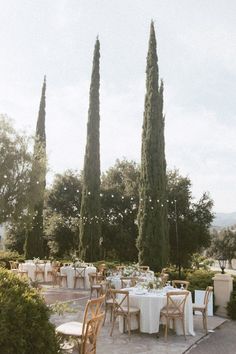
<box><xmin>123</xmin><ymin>264</ymin><xmax>140</xmax><ymax>277</ymax></box>
<box><xmin>147</xmin><ymin>277</ymin><xmax>164</xmax><ymax>290</ymax></box>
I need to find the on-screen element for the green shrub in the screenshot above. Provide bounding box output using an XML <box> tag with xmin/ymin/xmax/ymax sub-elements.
<box><xmin>0</xmin><ymin>250</ymin><xmax>25</xmax><ymax>269</ymax></box>
<box><xmin>0</xmin><ymin>268</ymin><xmax>61</xmax><ymax>354</ymax></box>
<box><xmin>227</xmin><ymin>291</ymin><xmax>236</xmax><ymax>320</ymax></box>
<box><xmin>186</xmin><ymin>269</ymin><xmax>215</xmax><ymax>293</ymax></box>
<box><xmin>161</xmin><ymin>266</ymin><xmax>189</xmax><ymax>281</ymax></box>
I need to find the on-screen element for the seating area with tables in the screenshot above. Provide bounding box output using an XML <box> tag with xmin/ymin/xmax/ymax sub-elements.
<box><xmin>49</xmin><ymin>268</ymin><xmax>222</xmax><ymax>354</ymax></box>
<box><xmin>7</xmin><ymin>258</ymin><xmax>220</xmax><ymax>354</ymax></box>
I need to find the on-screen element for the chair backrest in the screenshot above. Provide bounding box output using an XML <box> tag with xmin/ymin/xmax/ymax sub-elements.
<box><xmin>116</xmin><ymin>265</ymin><xmax>125</xmax><ymax>275</ymax></box>
<box><xmin>81</xmin><ymin>313</ymin><xmax>105</xmax><ymax>354</ymax></box>
<box><xmin>166</xmin><ymin>291</ymin><xmax>189</xmax><ymax>316</ymax></box>
<box><xmin>82</xmin><ymin>295</ymin><xmax>105</xmax><ymax>336</ymax></box>
<box><xmin>110</xmin><ymin>289</ymin><xmax>129</xmax><ymax>316</ymax></box>
<box><xmin>121</xmin><ymin>277</ymin><xmax>137</xmax><ymax>288</ymax></box>
<box><xmin>204</xmin><ymin>286</ymin><xmax>213</xmax><ymax>306</ymax></box>
<box><xmin>36</xmin><ymin>263</ymin><xmax>45</xmax><ymax>272</ymax></box>
<box><xmin>75</xmin><ymin>266</ymin><xmax>86</xmax><ymax>278</ymax></box>
<box><xmin>139</xmin><ymin>265</ymin><xmax>150</xmax><ymax>272</ymax></box>
<box><xmin>9</xmin><ymin>261</ymin><xmax>18</xmax><ymax>270</ymax></box>
<box><xmin>98</xmin><ymin>263</ymin><xmax>107</xmax><ymax>276</ymax></box>
<box><xmin>172</xmin><ymin>280</ymin><xmax>190</xmax><ymax>290</ymax></box>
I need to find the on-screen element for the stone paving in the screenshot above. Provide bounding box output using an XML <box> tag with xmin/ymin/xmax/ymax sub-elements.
<box><xmin>47</xmin><ymin>287</ymin><xmax>226</xmax><ymax>354</ymax></box>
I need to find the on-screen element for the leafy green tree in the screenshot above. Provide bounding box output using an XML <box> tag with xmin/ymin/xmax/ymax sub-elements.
<box><xmin>167</xmin><ymin>169</ymin><xmax>214</xmax><ymax>268</ymax></box>
<box><xmin>101</xmin><ymin>159</ymin><xmax>139</xmax><ymax>261</ymax></box>
<box><xmin>45</xmin><ymin>170</ymin><xmax>82</xmax><ymax>257</ymax></box>
<box><xmin>79</xmin><ymin>38</ymin><xmax>101</xmax><ymax>262</ymax></box>
<box><xmin>137</xmin><ymin>21</ymin><xmax>169</xmax><ymax>271</ymax></box>
<box><xmin>25</xmin><ymin>77</ymin><xmax>47</xmax><ymax>259</ymax></box>
<box><xmin>0</xmin><ymin>115</ymin><xmax>32</xmax><ymax>225</ymax></box>
<box><xmin>208</xmin><ymin>228</ymin><xmax>236</xmax><ymax>269</ymax></box>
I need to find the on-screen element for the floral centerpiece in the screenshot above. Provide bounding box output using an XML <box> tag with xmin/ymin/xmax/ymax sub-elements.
<box><xmin>123</xmin><ymin>264</ymin><xmax>140</xmax><ymax>277</ymax></box>
<box><xmin>147</xmin><ymin>277</ymin><xmax>164</xmax><ymax>290</ymax></box>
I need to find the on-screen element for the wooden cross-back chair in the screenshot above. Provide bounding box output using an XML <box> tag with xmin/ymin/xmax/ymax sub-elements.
<box><xmin>103</xmin><ymin>281</ymin><xmax>114</xmax><ymax>325</ymax></box>
<box><xmin>9</xmin><ymin>261</ymin><xmax>19</xmax><ymax>274</ymax></box>
<box><xmin>81</xmin><ymin>313</ymin><xmax>104</xmax><ymax>354</ymax></box>
<box><xmin>35</xmin><ymin>263</ymin><xmax>45</xmax><ymax>282</ymax></box>
<box><xmin>172</xmin><ymin>280</ymin><xmax>190</xmax><ymax>290</ymax></box>
<box><xmin>74</xmin><ymin>266</ymin><xmax>86</xmax><ymax>289</ymax></box>
<box><xmin>160</xmin><ymin>290</ymin><xmax>189</xmax><ymax>340</ymax></box>
<box><xmin>51</xmin><ymin>266</ymin><xmax>67</xmax><ymax>287</ymax></box>
<box><xmin>116</xmin><ymin>265</ymin><xmax>125</xmax><ymax>275</ymax></box>
<box><xmin>193</xmin><ymin>286</ymin><xmax>213</xmax><ymax>333</ymax></box>
<box><xmin>110</xmin><ymin>289</ymin><xmax>140</xmax><ymax>338</ymax></box>
<box><xmin>139</xmin><ymin>265</ymin><xmax>150</xmax><ymax>272</ymax></box>
<box><xmin>120</xmin><ymin>277</ymin><xmax>137</xmax><ymax>289</ymax></box>
<box><xmin>56</xmin><ymin>295</ymin><xmax>105</xmax><ymax>353</ymax></box>
<box><xmin>88</xmin><ymin>273</ymin><xmax>106</xmax><ymax>298</ymax></box>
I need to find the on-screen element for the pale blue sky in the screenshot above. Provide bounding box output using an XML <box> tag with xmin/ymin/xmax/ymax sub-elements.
<box><xmin>0</xmin><ymin>0</ymin><xmax>236</xmax><ymax>213</ymax></box>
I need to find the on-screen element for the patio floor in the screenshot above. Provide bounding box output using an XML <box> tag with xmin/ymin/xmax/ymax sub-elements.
<box><xmin>47</xmin><ymin>287</ymin><xmax>226</xmax><ymax>354</ymax></box>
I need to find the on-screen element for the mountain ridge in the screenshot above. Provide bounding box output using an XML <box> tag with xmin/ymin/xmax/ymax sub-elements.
<box><xmin>212</xmin><ymin>212</ymin><xmax>236</xmax><ymax>228</ymax></box>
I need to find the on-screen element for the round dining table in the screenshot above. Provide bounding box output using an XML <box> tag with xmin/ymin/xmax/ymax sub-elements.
<box><xmin>118</xmin><ymin>287</ymin><xmax>195</xmax><ymax>335</ymax></box>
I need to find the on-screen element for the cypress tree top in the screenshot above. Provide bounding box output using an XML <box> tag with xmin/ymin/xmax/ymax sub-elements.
<box><xmin>36</xmin><ymin>75</ymin><xmax>46</xmax><ymax>144</ymax></box>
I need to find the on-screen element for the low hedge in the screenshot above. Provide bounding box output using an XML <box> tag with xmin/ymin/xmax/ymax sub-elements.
<box><xmin>186</xmin><ymin>269</ymin><xmax>215</xmax><ymax>293</ymax></box>
<box><xmin>227</xmin><ymin>290</ymin><xmax>236</xmax><ymax>320</ymax></box>
<box><xmin>0</xmin><ymin>251</ymin><xmax>25</xmax><ymax>269</ymax></box>
<box><xmin>0</xmin><ymin>268</ymin><xmax>61</xmax><ymax>354</ymax></box>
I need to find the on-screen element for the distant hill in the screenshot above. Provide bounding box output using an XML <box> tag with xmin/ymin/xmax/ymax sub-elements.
<box><xmin>212</xmin><ymin>212</ymin><xmax>236</xmax><ymax>228</ymax></box>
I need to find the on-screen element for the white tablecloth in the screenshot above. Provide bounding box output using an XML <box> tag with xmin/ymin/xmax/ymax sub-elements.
<box><xmin>60</xmin><ymin>266</ymin><xmax>97</xmax><ymax>289</ymax></box>
<box><xmin>19</xmin><ymin>262</ymin><xmax>52</xmax><ymax>281</ymax></box>
<box><xmin>118</xmin><ymin>288</ymin><xmax>195</xmax><ymax>335</ymax></box>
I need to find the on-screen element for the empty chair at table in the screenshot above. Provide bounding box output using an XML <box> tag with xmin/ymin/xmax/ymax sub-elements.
<box><xmin>74</xmin><ymin>266</ymin><xmax>86</xmax><ymax>289</ymax></box>
<box><xmin>56</xmin><ymin>295</ymin><xmax>105</xmax><ymax>354</ymax></box>
<box><xmin>35</xmin><ymin>263</ymin><xmax>46</xmax><ymax>282</ymax></box>
<box><xmin>192</xmin><ymin>286</ymin><xmax>213</xmax><ymax>333</ymax></box>
<box><xmin>121</xmin><ymin>277</ymin><xmax>137</xmax><ymax>288</ymax></box>
<box><xmin>103</xmin><ymin>281</ymin><xmax>114</xmax><ymax>325</ymax></box>
<box><xmin>139</xmin><ymin>265</ymin><xmax>150</xmax><ymax>272</ymax></box>
<box><xmin>88</xmin><ymin>273</ymin><xmax>106</xmax><ymax>298</ymax></box>
<box><xmin>9</xmin><ymin>261</ymin><xmax>19</xmax><ymax>274</ymax></box>
<box><xmin>160</xmin><ymin>269</ymin><xmax>169</xmax><ymax>285</ymax></box>
<box><xmin>172</xmin><ymin>280</ymin><xmax>190</xmax><ymax>290</ymax></box>
<box><xmin>116</xmin><ymin>265</ymin><xmax>125</xmax><ymax>275</ymax></box>
<box><xmin>98</xmin><ymin>263</ymin><xmax>107</xmax><ymax>276</ymax></box>
<box><xmin>160</xmin><ymin>290</ymin><xmax>189</xmax><ymax>340</ymax></box>
<box><xmin>110</xmin><ymin>289</ymin><xmax>140</xmax><ymax>338</ymax></box>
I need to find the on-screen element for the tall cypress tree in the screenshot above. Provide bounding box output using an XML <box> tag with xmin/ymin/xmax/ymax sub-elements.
<box><xmin>79</xmin><ymin>39</ymin><xmax>101</xmax><ymax>262</ymax></box>
<box><xmin>25</xmin><ymin>76</ymin><xmax>46</xmax><ymax>259</ymax></box>
<box><xmin>137</xmin><ymin>22</ymin><xmax>169</xmax><ymax>271</ymax></box>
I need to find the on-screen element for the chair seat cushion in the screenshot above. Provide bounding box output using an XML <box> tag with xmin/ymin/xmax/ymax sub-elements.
<box><xmin>192</xmin><ymin>304</ymin><xmax>206</xmax><ymax>311</ymax></box>
<box><xmin>160</xmin><ymin>307</ymin><xmax>183</xmax><ymax>316</ymax></box>
<box><xmin>56</xmin><ymin>321</ymin><xmax>83</xmax><ymax>336</ymax></box>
